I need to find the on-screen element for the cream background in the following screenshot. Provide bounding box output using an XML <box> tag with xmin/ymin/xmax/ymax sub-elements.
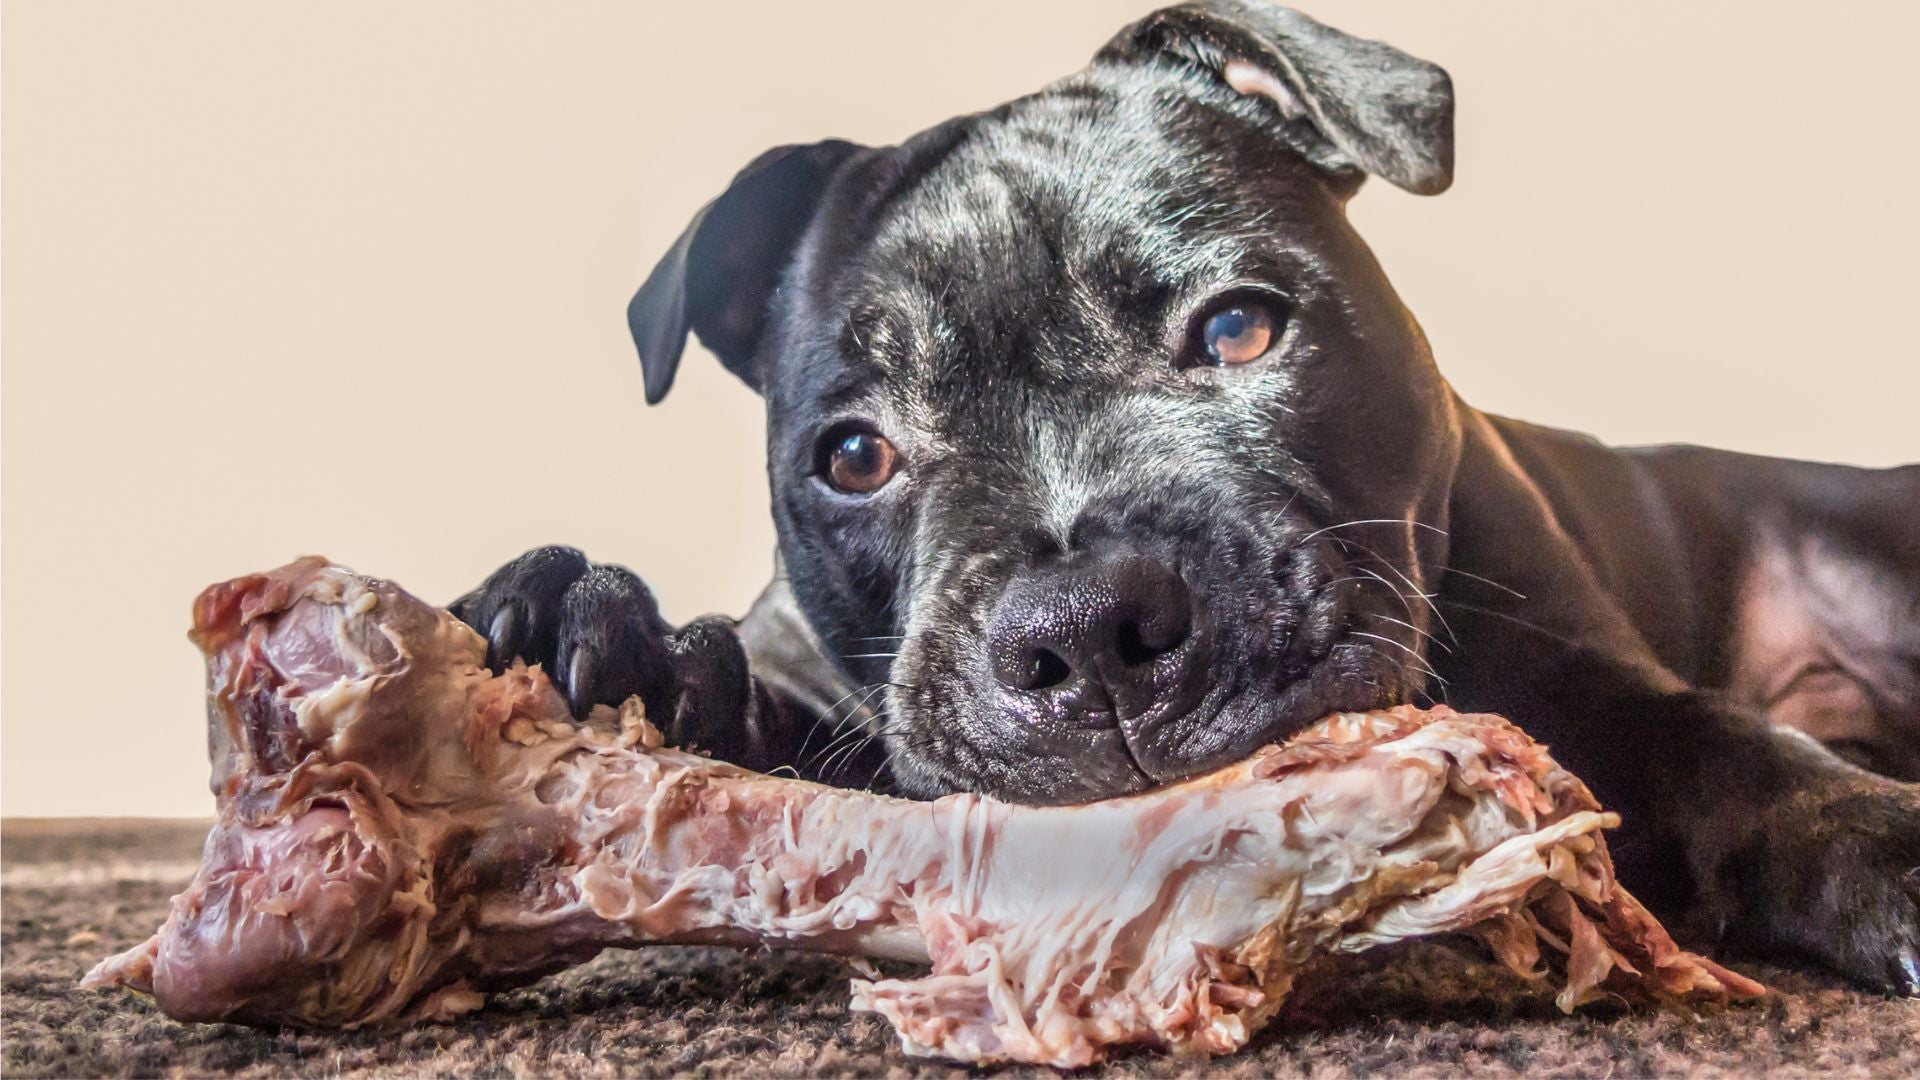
<box><xmin>4</xmin><ymin>2</ymin><xmax>1916</xmax><ymax>817</ymax></box>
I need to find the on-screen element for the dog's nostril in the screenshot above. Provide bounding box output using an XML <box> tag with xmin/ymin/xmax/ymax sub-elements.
<box><xmin>1113</xmin><ymin>595</ymin><xmax>1182</xmax><ymax>664</ymax></box>
<box><xmin>1114</xmin><ymin>615</ymin><xmax>1189</xmax><ymax>666</ymax></box>
<box><xmin>1021</xmin><ymin>647</ymin><xmax>1073</xmax><ymax>692</ymax></box>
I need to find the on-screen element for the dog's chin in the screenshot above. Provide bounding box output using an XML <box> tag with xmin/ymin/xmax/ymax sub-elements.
<box><xmin>884</xmin><ymin>639</ymin><xmax>1415</xmax><ymax>804</ymax></box>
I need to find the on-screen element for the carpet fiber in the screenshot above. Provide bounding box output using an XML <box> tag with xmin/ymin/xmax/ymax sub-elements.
<box><xmin>5</xmin><ymin>818</ymin><xmax>1916</xmax><ymax>1077</ymax></box>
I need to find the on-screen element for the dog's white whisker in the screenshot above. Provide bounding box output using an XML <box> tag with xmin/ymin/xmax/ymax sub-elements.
<box><xmin>1349</xmin><ymin>630</ymin><xmax>1448</xmax><ymax>688</ymax></box>
<box><xmin>1352</xmin><ymin>560</ymin><xmax>1459</xmax><ymax>650</ymax></box>
<box><xmin>1299</xmin><ymin>518</ymin><xmax>1449</xmax><ymax>546</ymax></box>
<box><xmin>1362</xmin><ymin>611</ymin><xmax>1453</xmax><ymax>655</ymax></box>
<box><xmin>1437</xmin><ymin>565</ymin><xmax>1529</xmax><ymax>600</ymax></box>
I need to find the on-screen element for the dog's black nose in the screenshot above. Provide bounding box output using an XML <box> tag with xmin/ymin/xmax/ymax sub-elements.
<box><xmin>987</xmin><ymin>548</ymin><xmax>1194</xmax><ymax>725</ymax></box>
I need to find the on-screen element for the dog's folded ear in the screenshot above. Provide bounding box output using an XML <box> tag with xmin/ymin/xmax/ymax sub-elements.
<box><xmin>1099</xmin><ymin>1</ymin><xmax>1452</xmax><ymax>196</ymax></box>
<box><xmin>629</xmin><ymin>140</ymin><xmax>864</xmax><ymax>404</ymax></box>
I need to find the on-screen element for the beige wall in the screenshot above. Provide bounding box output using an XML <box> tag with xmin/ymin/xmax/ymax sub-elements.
<box><xmin>4</xmin><ymin>2</ymin><xmax>1915</xmax><ymax>817</ymax></box>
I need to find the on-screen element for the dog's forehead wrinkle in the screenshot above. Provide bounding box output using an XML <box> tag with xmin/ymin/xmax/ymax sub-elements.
<box><xmin>869</xmin><ymin>88</ymin><xmax>1244</xmax><ymax>285</ymax></box>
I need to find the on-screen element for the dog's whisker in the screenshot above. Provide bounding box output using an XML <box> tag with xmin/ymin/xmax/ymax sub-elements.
<box><xmin>1299</xmin><ymin>518</ymin><xmax>1449</xmax><ymax>546</ymax></box>
<box><xmin>1436</xmin><ymin>565</ymin><xmax>1529</xmax><ymax>600</ymax></box>
<box><xmin>831</xmin><ymin>684</ymin><xmax>893</xmax><ymax>732</ymax></box>
<box><xmin>791</xmin><ymin>709</ymin><xmax>834</xmax><ymax>768</ymax></box>
<box><xmin>1350</xmin><ymin>560</ymin><xmax>1459</xmax><ymax>650</ymax></box>
<box><xmin>819</xmin><ymin>736</ymin><xmax>861</xmax><ymax>782</ymax></box>
<box><xmin>804</xmin><ymin>719</ymin><xmax>875</xmax><ymax>775</ymax></box>
<box><xmin>796</xmin><ymin>685</ymin><xmax>871</xmax><ymax>762</ymax></box>
<box><xmin>821</xmin><ymin>714</ymin><xmax>896</xmax><ymax>784</ymax></box>
<box><xmin>1361</xmin><ymin>611</ymin><xmax>1453</xmax><ymax>655</ymax></box>
<box><xmin>1348</xmin><ymin>629</ymin><xmax>1422</xmax><ymax>663</ymax></box>
<box><xmin>863</xmin><ymin>723</ymin><xmax>935</xmax><ymax>791</ymax></box>
<box><xmin>823</xmin><ymin>684</ymin><xmax>906</xmax><ymax>756</ymax></box>
<box><xmin>1340</xmin><ymin>569</ymin><xmax>1417</xmax><ymax>614</ymax></box>
<box><xmin>1349</xmin><ymin>630</ymin><xmax>1449</xmax><ymax>687</ymax></box>
<box><xmin>1435</xmin><ymin>599</ymin><xmax>1585</xmax><ymax>652</ymax></box>
<box><xmin>1355</xmin><ymin>577</ymin><xmax>1444</xmax><ymax>648</ymax></box>
<box><xmin>796</xmin><ymin>681</ymin><xmax>888</xmax><ymax>765</ymax></box>
<box><xmin>1327</xmin><ymin>534</ymin><xmax>1453</xmax><ymax>635</ymax></box>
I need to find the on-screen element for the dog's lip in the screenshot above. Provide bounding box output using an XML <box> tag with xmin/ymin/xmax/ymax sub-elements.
<box><xmin>897</xmin><ymin>719</ymin><xmax>1156</xmax><ymax>803</ymax></box>
<box><xmin>1115</xmin><ymin>640</ymin><xmax>1406</xmax><ymax>784</ymax></box>
<box><xmin>888</xmin><ymin>638</ymin><xmax>1405</xmax><ymax>801</ymax></box>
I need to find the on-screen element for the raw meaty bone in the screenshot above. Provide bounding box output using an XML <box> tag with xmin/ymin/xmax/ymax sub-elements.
<box><xmin>83</xmin><ymin>558</ymin><xmax>1762</xmax><ymax>1067</ymax></box>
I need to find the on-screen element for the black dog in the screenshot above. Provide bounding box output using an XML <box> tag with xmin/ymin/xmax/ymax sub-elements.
<box><xmin>452</xmin><ymin>2</ymin><xmax>1920</xmax><ymax>993</ymax></box>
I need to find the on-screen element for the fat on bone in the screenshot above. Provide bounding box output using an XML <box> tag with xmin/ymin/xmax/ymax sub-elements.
<box><xmin>81</xmin><ymin>558</ymin><xmax>1763</xmax><ymax>1068</ymax></box>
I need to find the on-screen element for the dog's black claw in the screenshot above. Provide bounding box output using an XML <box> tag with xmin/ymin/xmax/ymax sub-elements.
<box><xmin>552</xmin><ymin>564</ymin><xmax>676</xmax><ymax>721</ymax></box>
<box><xmin>486</xmin><ymin>603</ymin><xmax>522</xmax><ymax>673</ymax></box>
<box><xmin>1893</xmin><ymin>949</ymin><xmax>1920</xmax><ymax>997</ymax></box>
<box><xmin>668</xmin><ymin>616</ymin><xmax>757</xmax><ymax>757</ymax></box>
<box><xmin>563</xmin><ymin>647</ymin><xmax>594</xmax><ymax>715</ymax></box>
<box><xmin>455</xmin><ymin>545</ymin><xmax>592</xmax><ymax>675</ymax></box>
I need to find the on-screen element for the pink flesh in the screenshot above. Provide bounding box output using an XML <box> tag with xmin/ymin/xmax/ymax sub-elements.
<box><xmin>83</xmin><ymin>559</ymin><xmax>1763</xmax><ymax>1067</ymax></box>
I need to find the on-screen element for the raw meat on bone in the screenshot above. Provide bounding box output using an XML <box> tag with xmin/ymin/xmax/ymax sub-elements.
<box><xmin>83</xmin><ymin>558</ymin><xmax>1761</xmax><ymax>1067</ymax></box>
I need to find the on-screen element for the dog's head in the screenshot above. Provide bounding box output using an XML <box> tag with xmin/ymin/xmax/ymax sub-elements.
<box><xmin>629</xmin><ymin>1</ymin><xmax>1462</xmax><ymax>801</ymax></box>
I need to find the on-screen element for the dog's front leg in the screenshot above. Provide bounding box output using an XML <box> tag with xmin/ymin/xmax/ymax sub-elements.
<box><xmin>1438</xmin><ymin>571</ymin><xmax>1920</xmax><ymax>995</ymax></box>
<box><xmin>1668</xmin><ymin>692</ymin><xmax>1920</xmax><ymax>992</ymax></box>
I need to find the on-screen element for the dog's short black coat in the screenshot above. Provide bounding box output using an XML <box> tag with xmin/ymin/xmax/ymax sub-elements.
<box><xmin>452</xmin><ymin>2</ymin><xmax>1920</xmax><ymax>994</ymax></box>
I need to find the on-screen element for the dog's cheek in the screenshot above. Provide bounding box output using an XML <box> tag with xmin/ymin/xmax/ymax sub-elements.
<box><xmin>777</xmin><ymin>489</ymin><xmax>909</xmax><ymax>639</ymax></box>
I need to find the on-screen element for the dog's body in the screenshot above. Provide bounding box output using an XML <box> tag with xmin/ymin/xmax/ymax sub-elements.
<box><xmin>1448</xmin><ymin>422</ymin><xmax>1920</xmax><ymax>782</ymax></box>
<box><xmin>453</xmin><ymin>2</ymin><xmax>1920</xmax><ymax>992</ymax></box>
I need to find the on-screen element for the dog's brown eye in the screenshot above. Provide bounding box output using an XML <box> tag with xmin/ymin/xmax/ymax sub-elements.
<box><xmin>823</xmin><ymin>428</ymin><xmax>901</xmax><ymax>495</ymax></box>
<box><xmin>1198</xmin><ymin>302</ymin><xmax>1280</xmax><ymax>366</ymax></box>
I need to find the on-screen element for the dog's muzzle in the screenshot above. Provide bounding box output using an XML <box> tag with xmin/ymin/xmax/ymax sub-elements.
<box><xmin>984</xmin><ymin>543</ymin><xmax>1205</xmax><ymax>739</ymax></box>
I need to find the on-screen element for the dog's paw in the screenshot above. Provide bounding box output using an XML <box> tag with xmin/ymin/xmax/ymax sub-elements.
<box><xmin>1715</xmin><ymin>773</ymin><xmax>1920</xmax><ymax>995</ymax></box>
<box><xmin>449</xmin><ymin>546</ymin><xmax>681</xmax><ymax>721</ymax></box>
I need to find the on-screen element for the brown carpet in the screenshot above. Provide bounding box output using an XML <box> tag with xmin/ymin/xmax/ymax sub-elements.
<box><xmin>4</xmin><ymin>819</ymin><xmax>1916</xmax><ymax>1078</ymax></box>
